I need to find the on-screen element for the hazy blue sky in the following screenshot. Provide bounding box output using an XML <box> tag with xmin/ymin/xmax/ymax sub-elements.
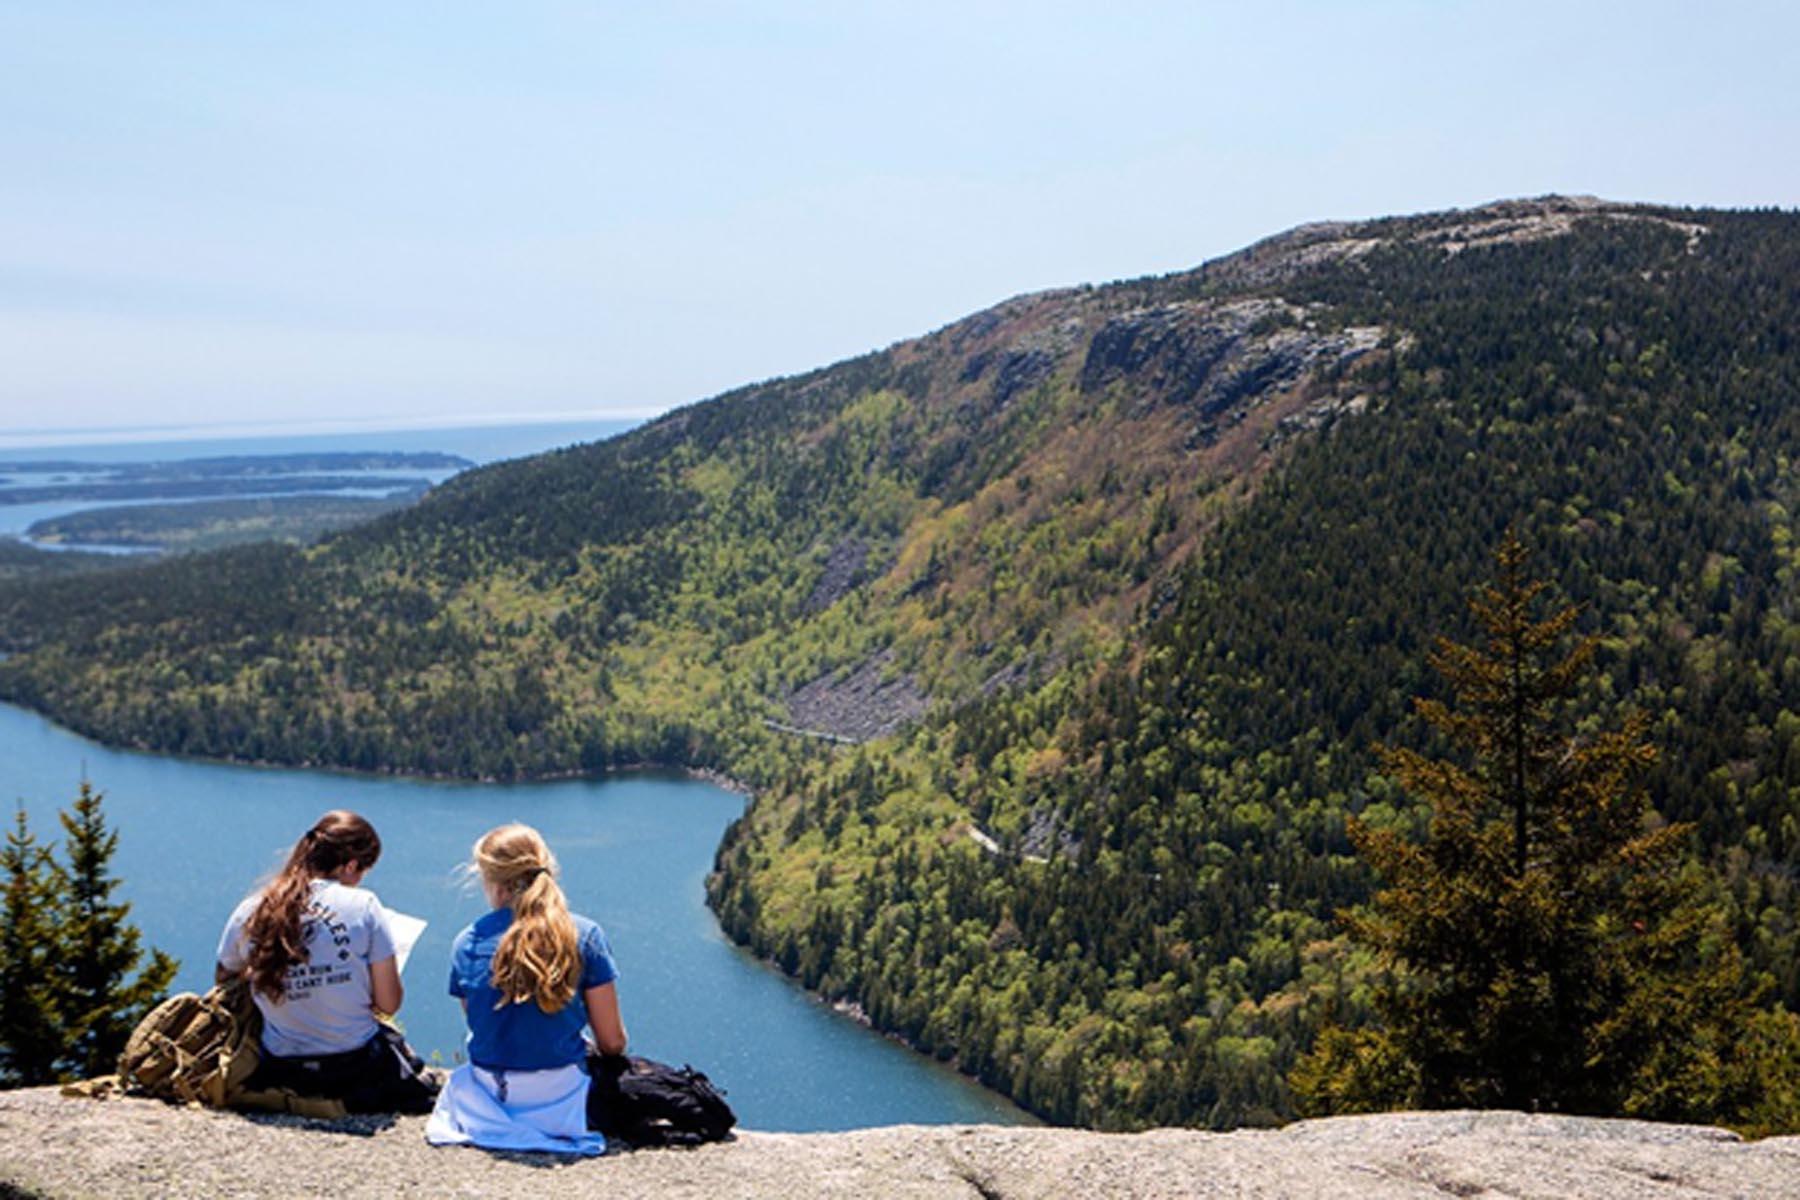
<box><xmin>2</xmin><ymin>2</ymin><xmax>1795</xmax><ymax>443</ymax></box>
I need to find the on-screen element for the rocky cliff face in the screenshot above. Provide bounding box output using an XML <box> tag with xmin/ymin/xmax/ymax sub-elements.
<box><xmin>2</xmin><ymin>1089</ymin><xmax>1797</xmax><ymax>1199</ymax></box>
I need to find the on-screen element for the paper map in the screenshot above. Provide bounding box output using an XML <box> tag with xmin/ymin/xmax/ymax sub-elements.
<box><xmin>388</xmin><ymin>910</ymin><xmax>427</xmax><ymax>975</ymax></box>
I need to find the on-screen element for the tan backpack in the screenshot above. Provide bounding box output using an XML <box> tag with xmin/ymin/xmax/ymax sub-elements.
<box><xmin>117</xmin><ymin>977</ymin><xmax>263</xmax><ymax>1108</ymax></box>
<box><xmin>81</xmin><ymin>977</ymin><xmax>349</xmax><ymax>1119</ymax></box>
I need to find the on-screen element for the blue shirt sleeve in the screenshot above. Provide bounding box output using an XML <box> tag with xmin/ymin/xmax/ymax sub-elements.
<box><xmin>448</xmin><ymin>928</ymin><xmax>472</xmax><ymax>999</ymax></box>
<box><xmin>580</xmin><ymin>924</ymin><xmax>619</xmax><ymax>990</ymax></box>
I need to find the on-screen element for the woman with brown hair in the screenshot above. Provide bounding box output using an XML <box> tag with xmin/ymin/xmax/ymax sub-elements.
<box><xmin>215</xmin><ymin>810</ymin><xmax>436</xmax><ymax>1112</ymax></box>
<box><xmin>426</xmin><ymin>823</ymin><xmax>625</xmax><ymax>1155</ymax></box>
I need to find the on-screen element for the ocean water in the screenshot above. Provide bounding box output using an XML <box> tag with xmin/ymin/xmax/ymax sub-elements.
<box><xmin>0</xmin><ymin>418</ymin><xmax>643</xmax><ymax>468</ymax></box>
<box><xmin>0</xmin><ymin>418</ymin><xmax>643</xmax><ymax>542</ymax></box>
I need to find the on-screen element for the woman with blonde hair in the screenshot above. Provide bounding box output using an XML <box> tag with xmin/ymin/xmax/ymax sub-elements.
<box><xmin>426</xmin><ymin>823</ymin><xmax>626</xmax><ymax>1155</ymax></box>
<box><xmin>216</xmin><ymin>810</ymin><xmax>436</xmax><ymax>1112</ymax></box>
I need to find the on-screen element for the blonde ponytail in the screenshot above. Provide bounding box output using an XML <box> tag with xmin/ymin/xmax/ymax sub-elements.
<box><xmin>474</xmin><ymin>824</ymin><xmax>581</xmax><ymax>1013</ymax></box>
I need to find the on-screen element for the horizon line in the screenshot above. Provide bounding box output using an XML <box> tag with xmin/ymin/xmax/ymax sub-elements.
<box><xmin>0</xmin><ymin>408</ymin><xmax>666</xmax><ymax>452</ymax></box>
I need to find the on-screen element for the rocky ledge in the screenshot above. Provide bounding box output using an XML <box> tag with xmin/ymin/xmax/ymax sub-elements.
<box><xmin>2</xmin><ymin>1090</ymin><xmax>1798</xmax><ymax>1199</ymax></box>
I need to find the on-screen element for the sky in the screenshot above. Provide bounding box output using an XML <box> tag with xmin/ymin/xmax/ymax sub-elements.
<box><xmin>2</xmin><ymin>2</ymin><xmax>1796</xmax><ymax>444</ymax></box>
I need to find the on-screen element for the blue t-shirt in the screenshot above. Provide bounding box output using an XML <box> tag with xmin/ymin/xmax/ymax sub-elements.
<box><xmin>448</xmin><ymin>908</ymin><xmax>619</xmax><ymax>1071</ymax></box>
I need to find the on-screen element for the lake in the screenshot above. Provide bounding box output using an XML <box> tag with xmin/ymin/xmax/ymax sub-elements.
<box><xmin>1</xmin><ymin>700</ymin><xmax>1034</xmax><ymax>1131</ymax></box>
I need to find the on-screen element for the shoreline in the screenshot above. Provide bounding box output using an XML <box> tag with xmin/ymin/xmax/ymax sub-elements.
<box><xmin>0</xmin><ymin>695</ymin><xmax>756</xmax><ymax>797</ymax></box>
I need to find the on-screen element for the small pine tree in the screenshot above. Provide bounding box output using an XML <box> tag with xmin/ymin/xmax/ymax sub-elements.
<box><xmin>1291</xmin><ymin>535</ymin><xmax>1800</xmax><ymax>1128</ymax></box>
<box><xmin>54</xmin><ymin>781</ymin><xmax>177</xmax><ymax>1079</ymax></box>
<box><xmin>0</xmin><ymin>806</ymin><xmax>65</xmax><ymax>1085</ymax></box>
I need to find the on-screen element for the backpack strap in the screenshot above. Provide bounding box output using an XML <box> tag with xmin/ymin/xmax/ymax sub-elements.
<box><xmin>231</xmin><ymin>1085</ymin><xmax>350</xmax><ymax>1120</ymax></box>
<box><xmin>59</xmin><ymin>1075</ymin><xmax>124</xmax><ymax>1101</ymax></box>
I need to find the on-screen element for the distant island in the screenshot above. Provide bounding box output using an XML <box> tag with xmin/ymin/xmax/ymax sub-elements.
<box><xmin>0</xmin><ymin>450</ymin><xmax>473</xmax><ymax>559</ymax></box>
<box><xmin>0</xmin><ymin>452</ymin><xmax>470</xmax><ymax>507</ymax></box>
<box><xmin>25</xmin><ymin>492</ymin><xmax>431</xmax><ymax>554</ymax></box>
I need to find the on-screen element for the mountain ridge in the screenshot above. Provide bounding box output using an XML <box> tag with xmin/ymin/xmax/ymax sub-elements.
<box><xmin>3</xmin><ymin>196</ymin><xmax>1798</xmax><ymax>1131</ymax></box>
<box><xmin>0</xmin><ymin>190</ymin><xmax>1434</xmax><ymax>761</ymax></box>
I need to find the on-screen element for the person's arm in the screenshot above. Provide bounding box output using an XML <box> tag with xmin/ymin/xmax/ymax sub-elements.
<box><xmin>363</xmin><ymin>892</ymin><xmax>403</xmax><ymax>1017</ymax></box>
<box><xmin>214</xmin><ymin>961</ymin><xmax>243</xmax><ymax>987</ymax></box>
<box><xmin>584</xmin><ymin>981</ymin><xmax>627</xmax><ymax>1056</ymax></box>
<box><xmin>370</xmin><ymin>956</ymin><xmax>403</xmax><ymax>1018</ymax></box>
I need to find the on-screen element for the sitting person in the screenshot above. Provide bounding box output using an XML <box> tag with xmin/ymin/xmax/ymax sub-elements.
<box><xmin>426</xmin><ymin>823</ymin><xmax>626</xmax><ymax>1155</ymax></box>
<box><xmin>215</xmin><ymin>809</ymin><xmax>437</xmax><ymax>1113</ymax></box>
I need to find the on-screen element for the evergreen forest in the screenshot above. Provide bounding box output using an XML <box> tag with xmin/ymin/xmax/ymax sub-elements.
<box><xmin>3</xmin><ymin>197</ymin><xmax>1799</xmax><ymax>1128</ymax></box>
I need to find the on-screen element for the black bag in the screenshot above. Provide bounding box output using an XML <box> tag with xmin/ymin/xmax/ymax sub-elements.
<box><xmin>586</xmin><ymin>1053</ymin><xmax>736</xmax><ymax>1147</ymax></box>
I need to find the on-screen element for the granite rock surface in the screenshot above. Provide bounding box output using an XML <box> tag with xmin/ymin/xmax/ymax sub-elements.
<box><xmin>3</xmin><ymin>1090</ymin><xmax>1798</xmax><ymax>1199</ymax></box>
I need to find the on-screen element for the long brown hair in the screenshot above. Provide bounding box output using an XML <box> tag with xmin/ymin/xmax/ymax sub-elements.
<box><xmin>244</xmin><ymin>811</ymin><xmax>381</xmax><ymax>1001</ymax></box>
<box><xmin>474</xmin><ymin>824</ymin><xmax>581</xmax><ymax>1013</ymax></box>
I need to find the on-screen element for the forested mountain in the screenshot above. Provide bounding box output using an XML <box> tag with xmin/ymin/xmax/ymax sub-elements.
<box><xmin>3</xmin><ymin>196</ymin><xmax>1798</xmax><ymax>1129</ymax></box>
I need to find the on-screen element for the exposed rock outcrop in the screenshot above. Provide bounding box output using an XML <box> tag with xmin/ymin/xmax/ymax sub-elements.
<box><xmin>2</xmin><ymin>1091</ymin><xmax>1796</xmax><ymax>1199</ymax></box>
<box><xmin>802</xmin><ymin>537</ymin><xmax>873</xmax><ymax>614</ymax></box>
<box><xmin>1077</xmin><ymin>299</ymin><xmax>1381</xmax><ymax>445</ymax></box>
<box><xmin>782</xmin><ymin>648</ymin><xmax>928</xmax><ymax>743</ymax></box>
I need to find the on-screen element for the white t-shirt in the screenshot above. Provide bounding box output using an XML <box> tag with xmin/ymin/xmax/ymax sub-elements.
<box><xmin>216</xmin><ymin>879</ymin><xmax>397</xmax><ymax>1058</ymax></box>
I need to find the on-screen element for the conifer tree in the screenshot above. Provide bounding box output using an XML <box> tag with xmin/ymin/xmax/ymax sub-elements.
<box><xmin>1291</xmin><ymin>535</ymin><xmax>1800</xmax><ymax>1126</ymax></box>
<box><xmin>0</xmin><ymin>807</ymin><xmax>65</xmax><ymax>1085</ymax></box>
<box><xmin>53</xmin><ymin>782</ymin><xmax>176</xmax><ymax>1079</ymax></box>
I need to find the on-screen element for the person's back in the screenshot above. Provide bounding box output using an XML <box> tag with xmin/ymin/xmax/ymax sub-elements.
<box><xmin>426</xmin><ymin>823</ymin><xmax>626</xmax><ymax>1156</ymax></box>
<box><xmin>218</xmin><ymin>876</ymin><xmax>391</xmax><ymax>1056</ymax></box>
<box><xmin>215</xmin><ymin>810</ymin><xmax>436</xmax><ymax>1114</ymax></box>
<box><xmin>450</xmin><ymin>907</ymin><xmax>618</xmax><ymax>1071</ymax></box>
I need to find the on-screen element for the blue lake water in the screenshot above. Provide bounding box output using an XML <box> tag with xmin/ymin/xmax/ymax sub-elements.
<box><xmin>1</xmin><ymin>700</ymin><xmax>1034</xmax><ymax>1131</ymax></box>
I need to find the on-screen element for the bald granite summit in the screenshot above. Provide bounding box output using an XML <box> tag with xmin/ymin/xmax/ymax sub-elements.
<box><xmin>3</xmin><ymin>1088</ymin><xmax>1800</xmax><ymax>1199</ymax></box>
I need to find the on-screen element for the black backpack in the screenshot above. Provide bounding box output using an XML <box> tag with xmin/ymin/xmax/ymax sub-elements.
<box><xmin>586</xmin><ymin>1053</ymin><xmax>736</xmax><ymax>1148</ymax></box>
